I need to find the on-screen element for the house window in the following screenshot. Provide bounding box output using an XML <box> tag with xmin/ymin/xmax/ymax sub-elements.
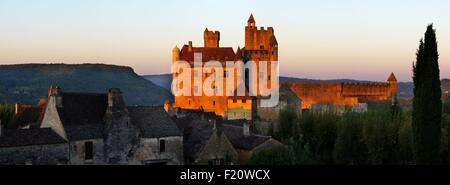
<box><xmin>85</xmin><ymin>141</ymin><xmax>94</xmax><ymax>160</ymax></box>
<box><xmin>160</xmin><ymin>139</ymin><xmax>166</xmax><ymax>153</ymax></box>
<box><xmin>233</xmin><ymin>99</ymin><xmax>237</xmax><ymax>103</ymax></box>
<box><xmin>242</xmin><ymin>99</ymin><xmax>247</xmax><ymax>103</ymax></box>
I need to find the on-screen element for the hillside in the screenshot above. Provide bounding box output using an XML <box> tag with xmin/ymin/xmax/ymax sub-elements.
<box><xmin>143</xmin><ymin>73</ymin><xmax>450</xmax><ymax>100</ymax></box>
<box><xmin>0</xmin><ymin>64</ymin><xmax>172</xmax><ymax>105</ymax></box>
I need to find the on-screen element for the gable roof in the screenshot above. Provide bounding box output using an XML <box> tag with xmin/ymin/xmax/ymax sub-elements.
<box><xmin>222</xmin><ymin>124</ymin><xmax>271</xmax><ymax>150</ymax></box>
<box><xmin>0</xmin><ymin>128</ymin><xmax>66</xmax><ymax>148</ymax></box>
<box><xmin>172</xmin><ymin>113</ymin><xmax>216</xmax><ymax>161</ymax></box>
<box><xmin>58</xmin><ymin>92</ymin><xmax>108</xmax><ymax>126</ymax></box>
<box><xmin>128</xmin><ymin>106</ymin><xmax>182</xmax><ymax>138</ymax></box>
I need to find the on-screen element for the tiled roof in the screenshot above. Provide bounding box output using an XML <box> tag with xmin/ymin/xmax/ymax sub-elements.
<box><xmin>172</xmin><ymin>112</ymin><xmax>215</xmax><ymax>160</ymax></box>
<box><xmin>58</xmin><ymin>92</ymin><xmax>108</xmax><ymax>125</ymax></box>
<box><xmin>222</xmin><ymin>124</ymin><xmax>271</xmax><ymax>150</ymax></box>
<box><xmin>128</xmin><ymin>106</ymin><xmax>182</xmax><ymax>138</ymax></box>
<box><xmin>8</xmin><ymin>107</ymin><xmax>44</xmax><ymax>129</ymax></box>
<box><xmin>0</xmin><ymin>128</ymin><xmax>66</xmax><ymax>148</ymax></box>
<box><xmin>64</xmin><ymin>124</ymin><xmax>104</xmax><ymax>141</ymax></box>
<box><xmin>180</xmin><ymin>45</ymin><xmax>236</xmax><ymax>63</ymax></box>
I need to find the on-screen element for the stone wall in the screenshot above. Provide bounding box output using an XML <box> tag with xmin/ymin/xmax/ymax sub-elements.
<box><xmin>69</xmin><ymin>139</ymin><xmax>105</xmax><ymax>165</ymax></box>
<box><xmin>196</xmin><ymin>130</ymin><xmax>238</xmax><ymax>164</ymax></box>
<box><xmin>132</xmin><ymin>136</ymin><xmax>183</xmax><ymax>165</ymax></box>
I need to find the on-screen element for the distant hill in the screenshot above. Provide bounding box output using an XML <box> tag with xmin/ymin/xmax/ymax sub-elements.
<box><xmin>143</xmin><ymin>74</ymin><xmax>173</xmax><ymax>92</ymax></box>
<box><xmin>143</xmin><ymin>73</ymin><xmax>450</xmax><ymax>100</ymax></box>
<box><xmin>0</xmin><ymin>64</ymin><xmax>172</xmax><ymax>105</ymax></box>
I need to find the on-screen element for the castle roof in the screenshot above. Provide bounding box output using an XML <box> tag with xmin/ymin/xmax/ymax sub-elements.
<box><xmin>270</xmin><ymin>35</ymin><xmax>278</xmax><ymax>45</ymax></box>
<box><xmin>128</xmin><ymin>106</ymin><xmax>182</xmax><ymax>138</ymax></box>
<box><xmin>8</xmin><ymin>107</ymin><xmax>45</xmax><ymax>129</ymax></box>
<box><xmin>248</xmin><ymin>14</ymin><xmax>255</xmax><ymax>23</ymax></box>
<box><xmin>235</xmin><ymin>46</ymin><xmax>243</xmax><ymax>60</ymax></box>
<box><xmin>180</xmin><ymin>45</ymin><xmax>236</xmax><ymax>63</ymax></box>
<box><xmin>387</xmin><ymin>72</ymin><xmax>397</xmax><ymax>82</ymax></box>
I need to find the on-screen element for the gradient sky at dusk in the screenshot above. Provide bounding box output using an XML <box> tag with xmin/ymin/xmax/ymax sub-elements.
<box><xmin>0</xmin><ymin>0</ymin><xmax>449</xmax><ymax>81</ymax></box>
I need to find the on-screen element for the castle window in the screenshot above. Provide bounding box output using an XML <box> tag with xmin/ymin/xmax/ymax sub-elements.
<box><xmin>188</xmin><ymin>100</ymin><xmax>191</xmax><ymax>105</ymax></box>
<box><xmin>213</xmin><ymin>101</ymin><xmax>216</xmax><ymax>106</ymax></box>
<box><xmin>160</xmin><ymin>139</ymin><xmax>166</xmax><ymax>153</ymax></box>
<box><xmin>268</xmin><ymin>75</ymin><xmax>271</xmax><ymax>81</ymax></box>
<box><xmin>85</xmin><ymin>141</ymin><xmax>94</xmax><ymax>160</ymax></box>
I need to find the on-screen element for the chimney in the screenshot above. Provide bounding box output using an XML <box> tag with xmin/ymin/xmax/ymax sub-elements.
<box><xmin>108</xmin><ymin>88</ymin><xmax>125</xmax><ymax>108</ymax></box>
<box><xmin>48</xmin><ymin>85</ymin><xmax>62</xmax><ymax>107</ymax></box>
<box><xmin>243</xmin><ymin>121</ymin><xmax>250</xmax><ymax>137</ymax></box>
<box><xmin>188</xmin><ymin>41</ymin><xmax>193</xmax><ymax>52</ymax></box>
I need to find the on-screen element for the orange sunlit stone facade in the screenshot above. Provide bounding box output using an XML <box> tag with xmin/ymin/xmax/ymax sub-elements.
<box><xmin>171</xmin><ymin>14</ymin><xmax>278</xmax><ymax>118</ymax></box>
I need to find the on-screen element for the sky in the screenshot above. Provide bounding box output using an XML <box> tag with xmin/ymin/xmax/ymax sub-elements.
<box><xmin>0</xmin><ymin>0</ymin><xmax>449</xmax><ymax>82</ymax></box>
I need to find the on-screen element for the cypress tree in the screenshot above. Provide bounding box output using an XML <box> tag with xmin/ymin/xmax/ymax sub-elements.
<box><xmin>412</xmin><ymin>24</ymin><xmax>442</xmax><ymax>164</ymax></box>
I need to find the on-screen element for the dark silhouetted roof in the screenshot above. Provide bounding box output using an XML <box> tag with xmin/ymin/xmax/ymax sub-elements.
<box><xmin>0</xmin><ymin>128</ymin><xmax>66</xmax><ymax>148</ymax></box>
<box><xmin>172</xmin><ymin>113</ymin><xmax>216</xmax><ymax>160</ymax></box>
<box><xmin>180</xmin><ymin>45</ymin><xmax>235</xmax><ymax>63</ymax></box>
<box><xmin>222</xmin><ymin>125</ymin><xmax>271</xmax><ymax>150</ymax></box>
<box><xmin>58</xmin><ymin>92</ymin><xmax>108</xmax><ymax>125</ymax></box>
<box><xmin>8</xmin><ymin>107</ymin><xmax>44</xmax><ymax>129</ymax></box>
<box><xmin>65</xmin><ymin>124</ymin><xmax>104</xmax><ymax>141</ymax></box>
<box><xmin>128</xmin><ymin>106</ymin><xmax>182</xmax><ymax>138</ymax></box>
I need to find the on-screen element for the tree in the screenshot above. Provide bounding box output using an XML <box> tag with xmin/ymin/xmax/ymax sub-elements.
<box><xmin>412</xmin><ymin>24</ymin><xmax>442</xmax><ymax>164</ymax></box>
<box><xmin>0</xmin><ymin>104</ymin><xmax>14</xmax><ymax>127</ymax></box>
<box><xmin>276</xmin><ymin>106</ymin><xmax>298</xmax><ymax>141</ymax></box>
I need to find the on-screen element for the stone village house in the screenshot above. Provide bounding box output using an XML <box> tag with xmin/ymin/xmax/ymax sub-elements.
<box><xmin>0</xmin><ymin>86</ymin><xmax>183</xmax><ymax>165</ymax></box>
<box><xmin>172</xmin><ymin>110</ymin><xmax>284</xmax><ymax>165</ymax></box>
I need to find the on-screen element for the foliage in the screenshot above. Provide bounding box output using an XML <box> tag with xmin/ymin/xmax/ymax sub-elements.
<box><xmin>267</xmin><ymin>103</ymin><xmax>428</xmax><ymax>165</ymax></box>
<box><xmin>0</xmin><ymin>104</ymin><xmax>14</xmax><ymax>127</ymax></box>
<box><xmin>248</xmin><ymin>147</ymin><xmax>291</xmax><ymax>165</ymax></box>
<box><xmin>276</xmin><ymin>106</ymin><xmax>298</xmax><ymax>142</ymax></box>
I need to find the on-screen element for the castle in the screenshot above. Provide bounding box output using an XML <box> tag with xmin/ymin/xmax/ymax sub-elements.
<box><xmin>170</xmin><ymin>14</ymin><xmax>398</xmax><ymax>119</ymax></box>
<box><xmin>171</xmin><ymin>14</ymin><xmax>278</xmax><ymax>119</ymax></box>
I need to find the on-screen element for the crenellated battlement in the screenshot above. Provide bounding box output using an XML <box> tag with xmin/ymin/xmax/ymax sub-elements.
<box><xmin>287</xmin><ymin>73</ymin><xmax>398</xmax><ymax>109</ymax></box>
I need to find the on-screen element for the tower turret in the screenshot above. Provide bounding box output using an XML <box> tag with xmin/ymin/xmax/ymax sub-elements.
<box><xmin>172</xmin><ymin>46</ymin><xmax>180</xmax><ymax>63</ymax></box>
<box><xmin>204</xmin><ymin>28</ymin><xmax>220</xmax><ymax>48</ymax></box>
<box><xmin>247</xmin><ymin>14</ymin><xmax>255</xmax><ymax>27</ymax></box>
<box><xmin>387</xmin><ymin>72</ymin><xmax>398</xmax><ymax>96</ymax></box>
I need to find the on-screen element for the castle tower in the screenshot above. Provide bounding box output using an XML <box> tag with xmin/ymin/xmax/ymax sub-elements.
<box><xmin>245</xmin><ymin>14</ymin><xmax>257</xmax><ymax>50</ymax></box>
<box><xmin>204</xmin><ymin>28</ymin><xmax>220</xmax><ymax>48</ymax></box>
<box><xmin>387</xmin><ymin>72</ymin><xmax>398</xmax><ymax>96</ymax></box>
